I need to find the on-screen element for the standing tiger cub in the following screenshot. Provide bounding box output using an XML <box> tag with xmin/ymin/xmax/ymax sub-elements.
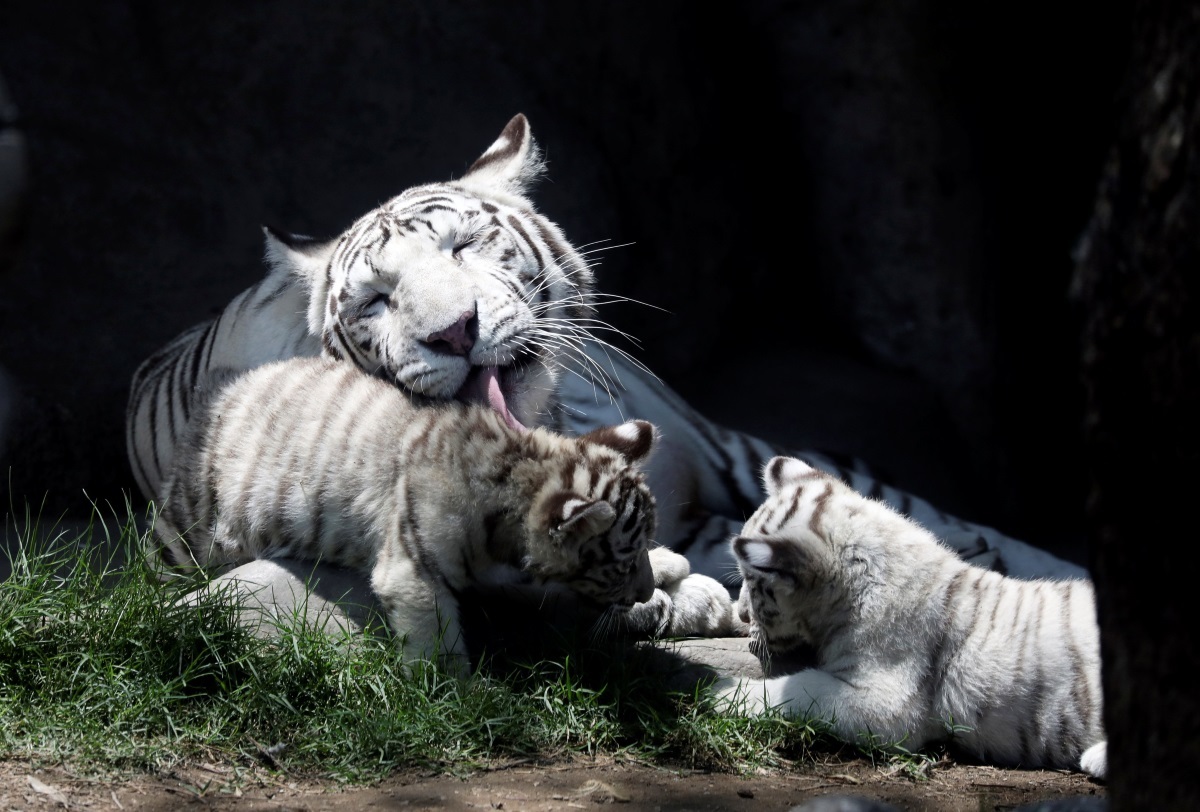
<box><xmin>717</xmin><ymin>456</ymin><xmax>1107</xmax><ymax>779</ymax></box>
<box><xmin>152</xmin><ymin>357</ymin><xmax>674</xmax><ymax>673</ymax></box>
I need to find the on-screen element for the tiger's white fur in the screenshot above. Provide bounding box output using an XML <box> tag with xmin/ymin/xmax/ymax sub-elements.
<box><xmin>152</xmin><ymin>357</ymin><xmax>741</xmax><ymax>671</ymax></box>
<box><xmin>717</xmin><ymin>456</ymin><xmax>1107</xmax><ymax>779</ymax></box>
<box><xmin>126</xmin><ymin>113</ymin><xmax>1089</xmax><ymax>595</ymax></box>
<box><xmin>127</xmin><ymin>114</ymin><xmax>579</xmax><ymax>499</ymax></box>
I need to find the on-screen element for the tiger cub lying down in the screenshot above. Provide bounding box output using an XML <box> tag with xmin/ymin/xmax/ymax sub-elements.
<box><xmin>151</xmin><ymin>357</ymin><xmax>741</xmax><ymax>673</ymax></box>
<box><xmin>717</xmin><ymin>456</ymin><xmax>1107</xmax><ymax>779</ymax></box>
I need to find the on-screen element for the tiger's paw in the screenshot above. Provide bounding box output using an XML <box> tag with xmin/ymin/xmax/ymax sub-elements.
<box><xmin>1079</xmin><ymin>741</ymin><xmax>1107</xmax><ymax>781</ymax></box>
<box><xmin>662</xmin><ymin>572</ymin><xmax>749</xmax><ymax>637</ymax></box>
<box><xmin>619</xmin><ymin>572</ymin><xmax>747</xmax><ymax>640</ymax></box>
<box><xmin>619</xmin><ymin>588</ymin><xmax>674</xmax><ymax>637</ymax></box>
<box><xmin>711</xmin><ymin>676</ymin><xmax>770</xmax><ymax>715</ymax></box>
<box><xmin>621</xmin><ymin>549</ymin><xmax>747</xmax><ymax>639</ymax></box>
<box><xmin>648</xmin><ymin>545</ymin><xmax>691</xmax><ymax>588</ymax></box>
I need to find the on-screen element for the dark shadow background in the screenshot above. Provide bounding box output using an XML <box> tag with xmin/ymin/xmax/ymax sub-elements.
<box><xmin>0</xmin><ymin>2</ymin><xmax>1133</xmax><ymax>565</ymax></box>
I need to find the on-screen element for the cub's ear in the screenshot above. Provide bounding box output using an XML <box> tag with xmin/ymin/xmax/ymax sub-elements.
<box><xmin>262</xmin><ymin>225</ymin><xmax>337</xmax><ymax>286</ymax></box>
<box><xmin>732</xmin><ymin>534</ymin><xmax>812</xmax><ymax>578</ymax></box>
<box><xmin>762</xmin><ymin>455</ymin><xmax>818</xmax><ymax>496</ymax></box>
<box><xmin>545</xmin><ymin>492</ymin><xmax>617</xmax><ymax>543</ymax></box>
<box><xmin>580</xmin><ymin>420</ymin><xmax>657</xmax><ymax>464</ymax></box>
<box><xmin>459</xmin><ymin>113</ymin><xmax>545</xmax><ymax>195</ymax></box>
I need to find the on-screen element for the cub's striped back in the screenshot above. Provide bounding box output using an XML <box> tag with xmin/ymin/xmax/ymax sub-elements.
<box><xmin>152</xmin><ymin>357</ymin><xmax>659</xmax><ymax>671</ymax></box>
<box><xmin>721</xmin><ymin>456</ymin><xmax>1107</xmax><ymax>778</ymax></box>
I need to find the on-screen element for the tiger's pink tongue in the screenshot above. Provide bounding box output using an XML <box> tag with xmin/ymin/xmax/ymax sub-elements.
<box><xmin>458</xmin><ymin>366</ymin><xmax>527</xmax><ymax>433</ymax></box>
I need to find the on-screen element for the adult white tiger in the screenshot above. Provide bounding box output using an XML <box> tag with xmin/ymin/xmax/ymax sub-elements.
<box><xmin>126</xmin><ymin>114</ymin><xmax>1086</xmax><ymax>586</ymax></box>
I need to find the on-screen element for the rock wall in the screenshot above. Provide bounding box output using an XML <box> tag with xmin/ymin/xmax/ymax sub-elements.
<box><xmin>1074</xmin><ymin>0</ymin><xmax>1200</xmax><ymax>801</ymax></box>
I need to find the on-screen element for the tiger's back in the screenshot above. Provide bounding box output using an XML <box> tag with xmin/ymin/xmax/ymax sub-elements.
<box><xmin>930</xmin><ymin>566</ymin><xmax>1101</xmax><ymax>770</ymax></box>
<box><xmin>127</xmin><ymin>269</ymin><xmax>319</xmax><ymax>501</ymax></box>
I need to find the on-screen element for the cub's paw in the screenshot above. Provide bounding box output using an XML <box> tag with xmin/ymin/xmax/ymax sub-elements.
<box><xmin>661</xmin><ymin>573</ymin><xmax>749</xmax><ymax>638</ymax></box>
<box><xmin>619</xmin><ymin>588</ymin><xmax>674</xmax><ymax>638</ymax></box>
<box><xmin>1079</xmin><ymin>741</ymin><xmax>1107</xmax><ymax>781</ymax></box>
<box><xmin>648</xmin><ymin>546</ymin><xmax>691</xmax><ymax>588</ymax></box>
<box><xmin>710</xmin><ymin>676</ymin><xmax>769</xmax><ymax>715</ymax></box>
<box><xmin>621</xmin><ymin>565</ymin><xmax>749</xmax><ymax>639</ymax></box>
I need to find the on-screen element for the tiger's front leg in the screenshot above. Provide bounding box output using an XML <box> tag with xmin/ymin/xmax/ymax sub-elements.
<box><xmin>714</xmin><ymin>669</ymin><xmax>927</xmax><ymax>748</ymax></box>
<box><xmin>621</xmin><ymin>547</ymin><xmax>747</xmax><ymax>638</ymax></box>
<box><xmin>370</xmin><ymin>554</ymin><xmax>470</xmax><ymax>678</ymax></box>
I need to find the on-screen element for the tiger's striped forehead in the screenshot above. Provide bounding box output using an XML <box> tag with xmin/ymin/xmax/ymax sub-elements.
<box><xmin>332</xmin><ymin>189</ymin><xmax>497</xmax><ymax>270</ymax></box>
<box><xmin>743</xmin><ymin>472</ymin><xmax>835</xmax><ymax>538</ymax></box>
<box><xmin>324</xmin><ymin>183</ymin><xmax>583</xmax><ymax>295</ymax></box>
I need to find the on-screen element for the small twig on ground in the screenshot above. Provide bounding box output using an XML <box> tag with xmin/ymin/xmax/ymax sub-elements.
<box><xmin>246</xmin><ymin>737</ymin><xmax>287</xmax><ymax>773</ymax></box>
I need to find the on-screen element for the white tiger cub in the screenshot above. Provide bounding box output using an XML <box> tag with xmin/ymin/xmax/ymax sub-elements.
<box><xmin>152</xmin><ymin>357</ymin><xmax>740</xmax><ymax>672</ymax></box>
<box><xmin>717</xmin><ymin>456</ymin><xmax>1107</xmax><ymax>779</ymax></box>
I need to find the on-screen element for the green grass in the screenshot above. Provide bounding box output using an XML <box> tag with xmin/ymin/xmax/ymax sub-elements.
<box><xmin>0</xmin><ymin>499</ymin><xmax>839</xmax><ymax>782</ymax></box>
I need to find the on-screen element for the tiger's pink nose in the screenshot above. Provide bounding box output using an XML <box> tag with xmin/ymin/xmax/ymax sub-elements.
<box><xmin>422</xmin><ymin>308</ymin><xmax>477</xmax><ymax>356</ymax></box>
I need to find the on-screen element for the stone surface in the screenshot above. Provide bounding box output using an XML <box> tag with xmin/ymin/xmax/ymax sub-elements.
<box><xmin>649</xmin><ymin>637</ymin><xmax>764</xmax><ymax>679</ymax></box>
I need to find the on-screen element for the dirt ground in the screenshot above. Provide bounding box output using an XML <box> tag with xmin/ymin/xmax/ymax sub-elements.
<box><xmin>1</xmin><ymin>755</ymin><xmax>1106</xmax><ymax>812</ymax></box>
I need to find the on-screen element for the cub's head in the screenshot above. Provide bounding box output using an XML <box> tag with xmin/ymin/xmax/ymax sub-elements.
<box><xmin>265</xmin><ymin>114</ymin><xmax>595</xmax><ymax>432</ymax></box>
<box><xmin>522</xmin><ymin>420</ymin><xmax>658</xmax><ymax>610</ymax></box>
<box><xmin>732</xmin><ymin>456</ymin><xmax>868</xmax><ymax>655</ymax></box>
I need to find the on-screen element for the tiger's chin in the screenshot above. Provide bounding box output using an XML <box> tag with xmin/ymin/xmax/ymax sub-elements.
<box><xmin>749</xmin><ymin>633</ymin><xmax>819</xmax><ymax>676</ymax></box>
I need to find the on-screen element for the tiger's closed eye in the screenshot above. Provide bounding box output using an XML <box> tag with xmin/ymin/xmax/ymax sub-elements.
<box><xmin>354</xmin><ymin>292</ymin><xmax>389</xmax><ymax>320</ymax></box>
<box><xmin>451</xmin><ymin>240</ymin><xmax>476</xmax><ymax>259</ymax></box>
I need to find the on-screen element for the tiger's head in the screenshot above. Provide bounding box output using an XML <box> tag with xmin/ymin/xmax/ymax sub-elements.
<box><xmin>731</xmin><ymin>456</ymin><xmax>868</xmax><ymax>657</ymax></box>
<box><xmin>520</xmin><ymin>419</ymin><xmax>659</xmax><ymax>611</ymax></box>
<box><xmin>265</xmin><ymin>114</ymin><xmax>594</xmax><ymax>432</ymax></box>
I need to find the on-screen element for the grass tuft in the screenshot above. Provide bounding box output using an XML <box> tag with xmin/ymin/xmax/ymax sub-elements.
<box><xmin>0</xmin><ymin>498</ymin><xmax>898</xmax><ymax>782</ymax></box>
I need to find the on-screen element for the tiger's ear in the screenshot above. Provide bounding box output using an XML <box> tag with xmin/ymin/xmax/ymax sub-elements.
<box><xmin>263</xmin><ymin>225</ymin><xmax>337</xmax><ymax>287</ymax></box>
<box><xmin>545</xmin><ymin>492</ymin><xmax>617</xmax><ymax>544</ymax></box>
<box><xmin>580</xmin><ymin>420</ymin><xmax>657</xmax><ymax>464</ymax></box>
<box><xmin>762</xmin><ymin>456</ymin><xmax>817</xmax><ymax>497</ymax></box>
<box><xmin>459</xmin><ymin>113</ymin><xmax>545</xmax><ymax>195</ymax></box>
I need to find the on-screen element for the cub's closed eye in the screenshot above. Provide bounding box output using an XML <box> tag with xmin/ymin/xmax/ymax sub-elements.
<box><xmin>753</xmin><ymin>566</ymin><xmax>793</xmax><ymax>579</ymax></box>
<box><xmin>452</xmin><ymin>240</ymin><xmax>475</xmax><ymax>258</ymax></box>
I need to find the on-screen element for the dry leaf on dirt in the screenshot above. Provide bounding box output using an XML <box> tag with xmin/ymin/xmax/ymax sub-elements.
<box><xmin>26</xmin><ymin>774</ymin><xmax>69</xmax><ymax>807</ymax></box>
